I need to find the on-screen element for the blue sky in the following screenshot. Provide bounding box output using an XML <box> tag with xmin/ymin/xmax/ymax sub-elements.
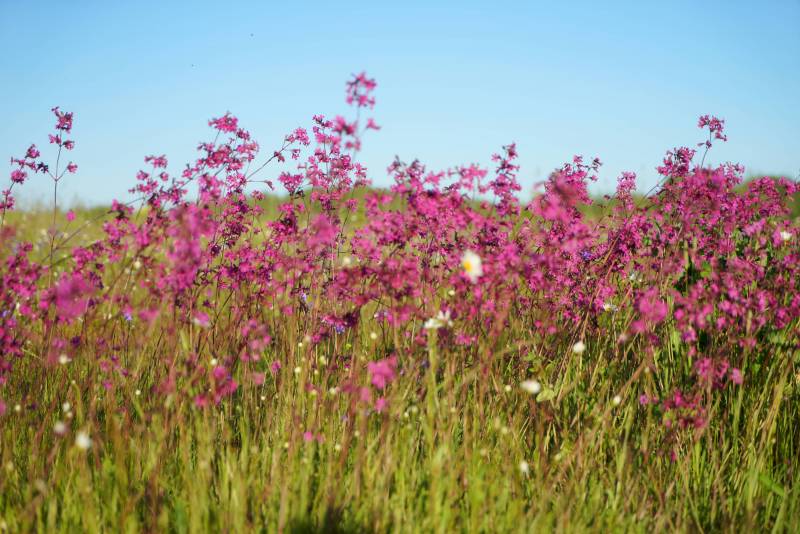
<box><xmin>1</xmin><ymin>0</ymin><xmax>798</xmax><ymax>206</ymax></box>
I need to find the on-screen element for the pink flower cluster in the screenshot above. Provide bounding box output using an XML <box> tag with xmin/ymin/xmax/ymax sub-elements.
<box><xmin>0</xmin><ymin>73</ymin><xmax>797</xmax><ymax>456</ymax></box>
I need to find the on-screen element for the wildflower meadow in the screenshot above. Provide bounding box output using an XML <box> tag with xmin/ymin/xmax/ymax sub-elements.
<box><xmin>0</xmin><ymin>72</ymin><xmax>798</xmax><ymax>532</ymax></box>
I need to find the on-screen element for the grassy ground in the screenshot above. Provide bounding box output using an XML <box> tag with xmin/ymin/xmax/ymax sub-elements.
<box><xmin>0</xmin><ymin>201</ymin><xmax>798</xmax><ymax>534</ymax></box>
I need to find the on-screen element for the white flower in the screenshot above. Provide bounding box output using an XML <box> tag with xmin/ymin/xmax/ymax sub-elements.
<box><xmin>602</xmin><ymin>302</ymin><xmax>618</xmax><ymax>312</ymax></box>
<box><xmin>424</xmin><ymin>310</ymin><xmax>453</xmax><ymax>330</ymax></box>
<box><xmin>503</xmin><ymin>384</ymin><xmax>512</xmax><ymax>393</ymax></box>
<box><xmin>520</xmin><ymin>380</ymin><xmax>541</xmax><ymax>395</ymax></box>
<box><xmin>461</xmin><ymin>250</ymin><xmax>483</xmax><ymax>283</ymax></box>
<box><xmin>58</xmin><ymin>354</ymin><xmax>71</xmax><ymax>365</ymax></box>
<box><xmin>780</xmin><ymin>230</ymin><xmax>792</xmax><ymax>242</ymax></box>
<box><xmin>369</xmin><ymin>331</ymin><xmax>378</xmax><ymax>340</ymax></box>
<box><xmin>62</xmin><ymin>402</ymin><xmax>71</xmax><ymax>413</ymax></box>
<box><xmin>572</xmin><ymin>341</ymin><xmax>586</xmax><ymax>354</ymax></box>
<box><xmin>210</xmin><ymin>358</ymin><xmax>218</xmax><ymax>366</ymax></box>
<box><xmin>293</xmin><ymin>366</ymin><xmax>302</xmax><ymax>375</ymax></box>
<box><xmin>612</xmin><ymin>394</ymin><xmax>622</xmax><ymax>406</ymax></box>
<box><xmin>53</xmin><ymin>421</ymin><xmax>67</xmax><ymax>435</ymax></box>
<box><xmin>75</xmin><ymin>431</ymin><xmax>92</xmax><ymax>450</ymax></box>
<box><xmin>134</xmin><ymin>389</ymin><xmax>141</xmax><ymax>396</ymax></box>
<box><xmin>519</xmin><ymin>460</ymin><xmax>530</xmax><ymax>475</ymax></box>
<box><xmin>133</xmin><ymin>259</ymin><xmax>142</xmax><ymax>270</ymax></box>
<box><xmin>341</xmin><ymin>256</ymin><xmax>352</xmax><ymax>267</ymax></box>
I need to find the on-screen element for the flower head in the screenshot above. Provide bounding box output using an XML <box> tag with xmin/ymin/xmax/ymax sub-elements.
<box><xmin>461</xmin><ymin>250</ymin><xmax>483</xmax><ymax>283</ymax></box>
<box><xmin>520</xmin><ymin>380</ymin><xmax>541</xmax><ymax>395</ymax></box>
<box><xmin>367</xmin><ymin>356</ymin><xmax>397</xmax><ymax>390</ymax></box>
<box><xmin>424</xmin><ymin>310</ymin><xmax>453</xmax><ymax>330</ymax></box>
<box><xmin>75</xmin><ymin>431</ymin><xmax>92</xmax><ymax>450</ymax></box>
<box><xmin>519</xmin><ymin>460</ymin><xmax>530</xmax><ymax>475</ymax></box>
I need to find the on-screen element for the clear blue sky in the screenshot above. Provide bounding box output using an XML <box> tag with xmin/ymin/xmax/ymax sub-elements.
<box><xmin>1</xmin><ymin>0</ymin><xmax>798</xmax><ymax>206</ymax></box>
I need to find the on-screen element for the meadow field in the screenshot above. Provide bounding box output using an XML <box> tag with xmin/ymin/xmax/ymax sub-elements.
<box><xmin>0</xmin><ymin>74</ymin><xmax>798</xmax><ymax>533</ymax></box>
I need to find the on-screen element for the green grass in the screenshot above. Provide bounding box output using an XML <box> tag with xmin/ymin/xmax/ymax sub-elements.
<box><xmin>0</xmin><ymin>205</ymin><xmax>798</xmax><ymax>533</ymax></box>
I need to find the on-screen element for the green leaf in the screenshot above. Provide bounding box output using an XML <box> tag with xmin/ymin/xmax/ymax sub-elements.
<box><xmin>758</xmin><ymin>473</ymin><xmax>785</xmax><ymax>498</ymax></box>
<box><xmin>537</xmin><ymin>387</ymin><xmax>556</xmax><ymax>403</ymax></box>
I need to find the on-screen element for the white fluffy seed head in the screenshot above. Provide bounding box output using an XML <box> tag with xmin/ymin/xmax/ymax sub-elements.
<box><xmin>520</xmin><ymin>380</ymin><xmax>541</xmax><ymax>395</ymax></box>
<box><xmin>75</xmin><ymin>431</ymin><xmax>92</xmax><ymax>450</ymax></box>
<box><xmin>519</xmin><ymin>460</ymin><xmax>530</xmax><ymax>475</ymax></box>
<box><xmin>572</xmin><ymin>341</ymin><xmax>586</xmax><ymax>354</ymax></box>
